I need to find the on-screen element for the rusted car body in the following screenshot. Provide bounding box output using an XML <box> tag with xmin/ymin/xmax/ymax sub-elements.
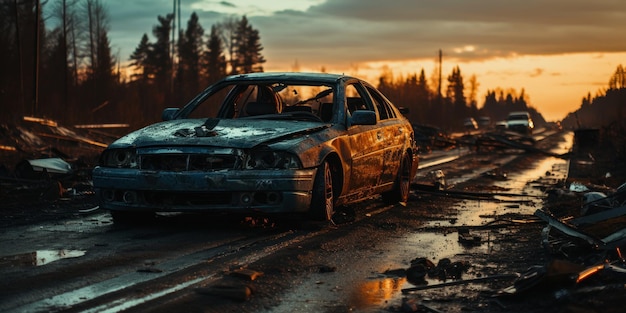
<box><xmin>92</xmin><ymin>72</ymin><xmax>419</xmax><ymax>222</ymax></box>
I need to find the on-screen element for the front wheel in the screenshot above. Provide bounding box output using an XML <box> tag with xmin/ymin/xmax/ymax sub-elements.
<box><xmin>382</xmin><ymin>154</ymin><xmax>412</xmax><ymax>205</ymax></box>
<box><xmin>310</xmin><ymin>161</ymin><xmax>334</xmax><ymax>221</ymax></box>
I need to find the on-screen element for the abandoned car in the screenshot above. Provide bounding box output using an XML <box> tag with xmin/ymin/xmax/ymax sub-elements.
<box><xmin>92</xmin><ymin>72</ymin><xmax>419</xmax><ymax>222</ymax></box>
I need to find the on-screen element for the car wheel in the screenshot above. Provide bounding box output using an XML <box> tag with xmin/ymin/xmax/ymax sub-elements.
<box><xmin>310</xmin><ymin>161</ymin><xmax>334</xmax><ymax>221</ymax></box>
<box><xmin>110</xmin><ymin>210</ymin><xmax>154</xmax><ymax>224</ymax></box>
<box><xmin>382</xmin><ymin>154</ymin><xmax>412</xmax><ymax>205</ymax></box>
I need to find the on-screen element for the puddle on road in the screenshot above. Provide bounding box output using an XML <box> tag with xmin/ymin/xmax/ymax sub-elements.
<box><xmin>0</xmin><ymin>250</ymin><xmax>86</xmax><ymax>267</ymax></box>
<box><xmin>349</xmin><ymin>231</ymin><xmax>490</xmax><ymax>310</ymax></box>
<box><xmin>349</xmin><ymin>132</ymin><xmax>575</xmax><ymax>310</ymax></box>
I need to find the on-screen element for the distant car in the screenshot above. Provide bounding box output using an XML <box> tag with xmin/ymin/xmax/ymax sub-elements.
<box><xmin>478</xmin><ymin>116</ymin><xmax>491</xmax><ymax>128</ymax></box>
<box><xmin>463</xmin><ymin>117</ymin><xmax>478</xmax><ymax>130</ymax></box>
<box><xmin>506</xmin><ymin>111</ymin><xmax>534</xmax><ymax>135</ymax></box>
<box><xmin>495</xmin><ymin>120</ymin><xmax>508</xmax><ymax>132</ymax></box>
<box><xmin>92</xmin><ymin>72</ymin><xmax>419</xmax><ymax>223</ymax></box>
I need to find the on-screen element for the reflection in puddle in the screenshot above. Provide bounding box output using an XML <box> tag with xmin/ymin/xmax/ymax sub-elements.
<box><xmin>0</xmin><ymin>250</ymin><xmax>86</xmax><ymax>267</ymax></box>
<box><xmin>350</xmin><ymin>276</ymin><xmax>407</xmax><ymax>309</ymax></box>
<box><xmin>350</xmin><ymin>231</ymin><xmax>488</xmax><ymax>310</ymax></box>
<box><xmin>350</xmin><ymin>132</ymin><xmax>575</xmax><ymax>311</ymax></box>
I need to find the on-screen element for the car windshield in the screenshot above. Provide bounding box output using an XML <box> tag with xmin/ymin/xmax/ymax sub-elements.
<box><xmin>184</xmin><ymin>81</ymin><xmax>335</xmax><ymax>122</ymax></box>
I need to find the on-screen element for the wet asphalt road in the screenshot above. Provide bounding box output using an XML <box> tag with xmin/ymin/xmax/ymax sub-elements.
<box><xmin>0</xmin><ymin>129</ymin><xmax>573</xmax><ymax>313</ymax></box>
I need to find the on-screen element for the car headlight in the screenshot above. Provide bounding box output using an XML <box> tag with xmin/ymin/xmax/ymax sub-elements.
<box><xmin>100</xmin><ymin>148</ymin><xmax>138</xmax><ymax>168</ymax></box>
<box><xmin>244</xmin><ymin>150</ymin><xmax>301</xmax><ymax>169</ymax></box>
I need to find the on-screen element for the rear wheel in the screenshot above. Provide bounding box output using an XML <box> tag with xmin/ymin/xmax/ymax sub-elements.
<box><xmin>382</xmin><ymin>154</ymin><xmax>412</xmax><ymax>205</ymax></box>
<box><xmin>310</xmin><ymin>161</ymin><xmax>334</xmax><ymax>221</ymax></box>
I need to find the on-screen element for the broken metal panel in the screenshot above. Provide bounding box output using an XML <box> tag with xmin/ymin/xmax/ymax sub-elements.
<box><xmin>571</xmin><ymin>204</ymin><xmax>626</xmax><ymax>226</ymax></box>
<box><xmin>27</xmin><ymin>158</ymin><xmax>72</xmax><ymax>174</ymax></box>
<box><xmin>534</xmin><ymin>209</ymin><xmax>602</xmax><ymax>248</ymax></box>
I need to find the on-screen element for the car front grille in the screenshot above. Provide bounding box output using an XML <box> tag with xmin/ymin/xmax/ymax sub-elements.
<box><xmin>140</xmin><ymin>154</ymin><xmax>238</xmax><ymax>171</ymax></box>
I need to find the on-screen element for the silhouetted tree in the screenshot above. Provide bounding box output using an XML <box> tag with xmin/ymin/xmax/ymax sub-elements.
<box><xmin>129</xmin><ymin>33</ymin><xmax>152</xmax><ymax>81</ymax></box>
<box><xmin>445</xmin><ymin>66</ymin><xmax>466</xmax><ymax>127</ymax></box>
<box><xmin>232</xmin><ymin>15</ymin><xmax>265</xmax><ymax>74</ymax></box>
<box><xmin>204</xmin><ymin>25</ymin><xmax>226</xmax><ymax>85</ymax></box>
<box><xmin>148</xmin><ymin>14</ymin><xmax>173</xmax><ymax>110</ymax></box>
<box><xmin>0</xmin><ymin>0</ymin><xmax>44</xmax><ymax>120</ymax></box>
<box><xmin>217</xmin><ymin>16</ymin><xmax>238</xmax><ymax>74</ymax></box>
<box><xmin>410</xmin><ymin>69</ymin><xmax>431</xmax><ymax>123</ymax></box>
<box><xmin>175</xmin><ymin>12</ymin><xmax>204</xmax><ymax>103</ymax></box>
<box><xmin>609</xmin><ymin>64</ymin><xmax>626</xmax><ymax>90</ymax></box>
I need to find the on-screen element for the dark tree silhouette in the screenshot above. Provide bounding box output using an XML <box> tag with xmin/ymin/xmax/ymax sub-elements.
<box><xmin>129</xmin><ymin>33</ymin><xmax>152</xmax><ymax>81</ymax></box>
<box><xmin>175</xmin><ymin>12</ymin><xmax>204</xmax><ymax>103</ymax></box>
<box><xmin>233</xmin><ymin>15</ymin><xmax>265</xmax><ymax>74</ymax></box>
<box><xmin>204</xmin><ymin>25</ymin><xmax>226</xmax><ymax>85</ymax></box>
<box><xmin>148</xmin><ymin>14</ymin><xmax>173</xmax><ymax>110</ymax></box>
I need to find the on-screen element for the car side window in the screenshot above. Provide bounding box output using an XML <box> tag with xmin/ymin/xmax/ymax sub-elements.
<box><xmin>345</xmin><ymin>84</ymin><xmax>373</xmax><ymax>116</ymax></box>
<box><xmin>366</xmin><ymin>86</ymin><xmax>395</xmax><ymax>120</ymax></box>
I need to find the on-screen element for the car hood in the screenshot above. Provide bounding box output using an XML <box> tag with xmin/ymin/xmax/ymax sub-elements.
<box><xmin>108</xmin><ymin>118</ymin><xmax>327</xmax><ymax>149</ymax></box>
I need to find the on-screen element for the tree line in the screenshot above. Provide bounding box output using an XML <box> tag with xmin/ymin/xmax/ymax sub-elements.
<box><xmin>561</xmin><ymin>64</ymin><xmax>626</xmax><ymax>129</ymax></box>
<box><xmin>12</xmin><ymin>0</ymin><xmax>619</xmax><ymax>134</ymax></box>
<box><xmin>375</xmin><ymin>65</ymin><xmax>546</xmax><ymax>131</ymax></box>
<box><xmin>0</xmin><ymin>0</ymin><xmax>265</xmax><ymax>128</ymax></box>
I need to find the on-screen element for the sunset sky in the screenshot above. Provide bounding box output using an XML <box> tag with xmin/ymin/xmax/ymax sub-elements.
<box><xmin>93</xmin><ymin>0</ymin><xmax>626</xmax><ymax>121</ymax></box>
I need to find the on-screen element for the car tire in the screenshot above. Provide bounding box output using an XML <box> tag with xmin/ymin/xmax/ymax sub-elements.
<box><xmin>382</xmin><ymin>154</ymin><xmax>412</xmax><ymax>205</ymax></box>
<box><xmin>310</xmin><ymin>161</ymin><xmax>334</xmax><ymax>221</ymax></box>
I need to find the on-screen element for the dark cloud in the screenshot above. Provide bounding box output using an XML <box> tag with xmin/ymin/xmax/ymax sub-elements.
<box><xmin>256</xmin><ymin>0</ymin><xmax>626</xmax><ymax>69</ymax></box>
<box><xmin>97</xmin><ymin>0</ymin><xmax>626</xmax><ymax>70</ymax></box>
<box><xmin>219</xmin><ymin>1</ymin><xmax>237</xmax><ymax>8</ymax></box>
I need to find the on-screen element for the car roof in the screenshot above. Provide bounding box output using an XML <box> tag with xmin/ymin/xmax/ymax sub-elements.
<box><xmin>221</xmin><ymin>72</ymin><xmax>352</xmax><ymax>84</ymax></box>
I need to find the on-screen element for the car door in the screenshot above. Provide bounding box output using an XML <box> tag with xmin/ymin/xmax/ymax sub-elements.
<box><xmin>364</xmin><ymin>85</ymin><xmax>407</xmax><ymax>186</ymax></box>
<box><xmin>345</xmin><ymin>83</ymin><xmax>385</xmax><ymax>193</ymax></box>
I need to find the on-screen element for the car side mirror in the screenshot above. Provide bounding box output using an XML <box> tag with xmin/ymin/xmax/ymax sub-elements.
<box><xmin>162</xmin><ymin>108</ymin><xmax>180</xmax><ymax>121</ymax></box>
<box><xmin>399</xmin><ymin>107</ymin><xmax>410</xmax><ymax>115</ymax></box>
<box><xmin>350</xmin><ymin>110</ymin><xmax>376</xmax><ymax>126</ymax></box>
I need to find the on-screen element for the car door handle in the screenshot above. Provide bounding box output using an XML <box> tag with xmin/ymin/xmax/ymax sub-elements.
<box><xmin>377</xmin><ymin>132</ymin><xmax>383</xmax><ymax>140</ymax></box>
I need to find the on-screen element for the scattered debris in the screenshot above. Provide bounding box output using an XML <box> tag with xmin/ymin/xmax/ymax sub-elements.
<box><xmin>457</xmin><ymin>227</ymin><xmax>482</xmax><ymax>246</ymax></box>
<box><xmin>195</xmin><ymin>284</ymin><xmax>253</xmax><ymax>302</ymax></box>
<box><xmin>494</xmin><ymin>180</ymin><xmax>626</xmax><ymax>305</ymax></box>
<box><xmin>402</xmin><ymin>273</ymin><xmax>519</xmax><ymax>294</ymax></box>
<box><xmin>229</xmin><ymin>268</ymin><xmax>263</xmax><ymax>281</ymax></box>
<box><xmin>318</xmin><ymin>265</ymin><xmax>337</xmax><ymax>273</ymax></box>
<box><xmin>427</xmin><ymin>170</ymin><xmax>447</xmax><ymax>190</ymax></box>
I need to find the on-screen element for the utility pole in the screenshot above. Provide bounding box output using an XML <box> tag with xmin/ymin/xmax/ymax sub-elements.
<box><xmin>32</xmin><ymin>0</ymin><xmax>40</xmax><ymax>117</ymax></box>
<box><xmin>14</xmin><ymin>0</ymin><xmax>25</xmax><ymax>118</ymax></box>
<box><xmin>438</xmin><ymin>49</ymin><xmax>442</xmax><ymax>103</ymax></box>
<box><xmin>438</xmin><ymin>49</ymin><xmax>444</xmax><ymax>128</ymax></box>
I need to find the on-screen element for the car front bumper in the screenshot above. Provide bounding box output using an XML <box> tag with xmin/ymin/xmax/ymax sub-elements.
<box><xmin>92</xmin><ymin>166</ymin><xmax>317</xmax><ymax>214</ymax></box>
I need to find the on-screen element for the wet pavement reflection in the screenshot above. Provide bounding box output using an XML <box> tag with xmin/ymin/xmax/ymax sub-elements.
<box><xmin>0</xmin><ymin>249</ymin><xmax>86</xmax><ymax>267</ymax></box>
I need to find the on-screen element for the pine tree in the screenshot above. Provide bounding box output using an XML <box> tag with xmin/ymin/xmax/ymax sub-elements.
<box><xmin>148</xmin><ymin>14</ymin><xmax>173</xmax><ymax>105</ymax></box>
<box><xmin>445</xmin><ymin>66</ymin><xmax>466</xmax><ymax>124</ymax></box>
<box><xmin>232</xmin><ymin>16</ymin><xmax>265</xmax><ymax>74</ymax></box>
<box><xmin>204</xmin><ymin>25</ymin><xmax>226</xmax><ymax>84</ymax></box>
<box><xmin>176</xmin><ymin>12</ymin><xmax>204</xmax><ymax>101</ymax></box>
<box><xmin>609</xmin><ymin>64</ymin><xmax>626</xmax><ymax>90</ymax></box>
<box><xmin>129</xmin><ymin>33</ymin><xmax>152</xmax><ymax>81</ymax></box>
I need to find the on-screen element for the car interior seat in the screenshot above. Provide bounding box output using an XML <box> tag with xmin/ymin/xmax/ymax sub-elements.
<box><xmin>245</xmin><ymin>101</ymin><xmax>279</xmax><ymax>116</ymax></box>
<box><xmin>347</xmin><ymin>97</ymin><xmax>365</xmax><ymax>113</ymax></box>
<box><xmin>320</xmin><ymin>102</ymin><xmax>334</xmax><ymax>122</ymax></box>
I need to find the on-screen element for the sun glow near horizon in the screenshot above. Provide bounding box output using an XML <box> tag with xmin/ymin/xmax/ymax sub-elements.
<box><xmin>267</xmin><ymin>52</ymin><xmax>626</xmax><ymax>122</ymax></box>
